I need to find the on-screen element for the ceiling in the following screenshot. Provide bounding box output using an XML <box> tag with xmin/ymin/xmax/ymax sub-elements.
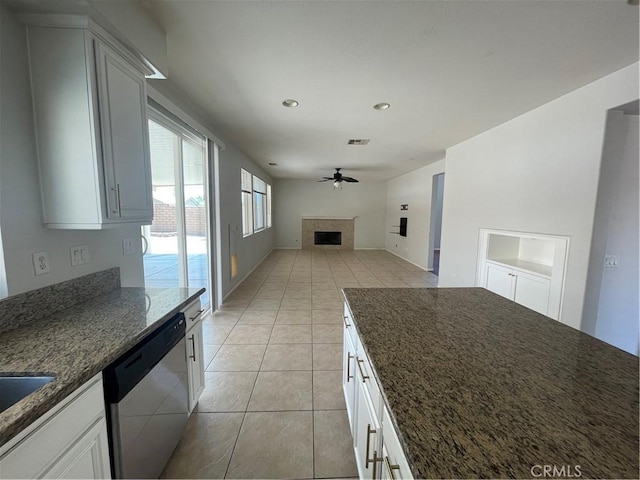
<box><xmin>142</xmin><ymin>0</ymin><xmax>638</xmax><ymax>181</ymax></box>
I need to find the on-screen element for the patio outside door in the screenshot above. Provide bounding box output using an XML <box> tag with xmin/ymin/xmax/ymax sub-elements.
<box><xmin>142</xmin><ymin>112</ymin><xmax>210</xmax><ymax>308</ymax></box>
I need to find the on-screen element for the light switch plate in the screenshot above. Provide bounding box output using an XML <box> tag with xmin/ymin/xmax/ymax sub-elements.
<box><xmin>604</xmin><ymin>254</ymin><xmax>620</xmax><ymax>268</ymax></box>
<box><xmin>122</xmin><ymin>238</ymin><xmax>136</xmax><ymax>255</ymax></box>
<box><xmin>32</xmin><ymin>251</ymin><xmax>51</xmax><ymax>275</ymax></box>
<box><xmin>70</xmin><ymin>245</ymin><xmax>89</xmax><ymax>266</ymax></box>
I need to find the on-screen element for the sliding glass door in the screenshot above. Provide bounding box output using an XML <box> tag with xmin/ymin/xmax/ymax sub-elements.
<box><xmin>143</xmin><ymin>111</ymin><xmax>210</xmax><ymax>308</ymax></box>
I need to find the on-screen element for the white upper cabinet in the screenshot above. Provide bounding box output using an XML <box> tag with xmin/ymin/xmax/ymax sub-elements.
<box><xmin>26</xmin><ymin>19</ymin><xmax>153</xmax><ymax>229</ymax></box>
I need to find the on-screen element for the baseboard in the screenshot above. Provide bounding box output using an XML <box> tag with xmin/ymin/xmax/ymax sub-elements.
<box><xmin>384</xmin><ymin>248</ymin><xmax>430</xmax><ymax>272</ymax></box>
<box><xmin>354</xmin><ymin>247</ymin><xmax>386</xmax><ymax>250</ymax></box>
<box><xmin>273</xmin><ymin>246</ymin><xmax>302</xmax><ymax>250</ymax></box>
<box><xmin>222</xmin><ymin>248</ymin><xmax>274</xmax><ymax>301</ymax></box>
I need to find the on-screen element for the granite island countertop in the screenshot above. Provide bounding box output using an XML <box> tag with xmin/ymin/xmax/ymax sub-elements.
<box><xmin>0</xmin><ymin>286</ymin><xmax>204</xmax><ymax>447</ymax></box>
<box><xmin>342</xmin><ymin>287</ymin><xmax>639</xmax><ymax>479</ymax></box>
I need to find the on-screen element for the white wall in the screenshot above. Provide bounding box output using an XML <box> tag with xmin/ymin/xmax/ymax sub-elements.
<box><xmin>0</xmin><ymin>4</ymin><xmax>144</xmax><ymax>297</ymax></box>
<box><xmin>439</xmin><ymin>62</ymin><xmax>639</xmax><ymax>331</ymax></box>
<box><xmin>385</xmin><ymin>160</ymin><xmax>445</xmax><ymax>269</ymax></box>
<box><xmin>218</xmin><ymin>144</ymin><xmax>274</xmax><ymax>297</ymax></box>
<box><xmin>274</xmin><ymin>179</ymin><xmax>387</xmax><ymax>249</ymax></box>
<box><xmin>583</xmin><ymin>110</ymin><xmax>639</xmax><ymax>355</ymax></box>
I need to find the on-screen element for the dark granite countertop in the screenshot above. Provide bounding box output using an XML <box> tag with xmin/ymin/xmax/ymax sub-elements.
<box><xmin>342</xmin><ymin>287</ymin><xmax>639</xmax><ymax>479</ymax></box>
<box><xmin>0</xmin><ymin>286</ymin><xmax>204</xmax><ymax>447</ymax></box>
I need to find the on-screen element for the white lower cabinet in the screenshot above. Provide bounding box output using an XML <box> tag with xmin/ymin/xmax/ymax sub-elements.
<box><xmin>381</xmin><ymin>408</ymin><xmax>413</xmax><ymax>480</ymax></box>
<box><xmin>484</xmin><ymin>261</ymin><xmax>551</xmax><ymax>316</ymax></box>
<box><xmin>0</xmin><ymin>375</ymin><xmax>110</xmax><ymax>479</ymax></box>
<box><xmin>184</xmin><ymin>299</ymin><xmax>205</xmax><ymax>413</ymax></box>
<box><xmin>343</xmin><ymin>317</ymin><xmax>357</xmax><ymax>433</ymax></box>
<box><xmin>343</xmin><ymin>303</ymin><xmax>413</xmax><ymax>480</ymax></box>
<box><xmin>477</xmin><ymin>229</ymin><xmax>569</xmax><ymax>320</ymax></box>
<box><xmin>354</xmin><ymin>370</ymin><xmax>382</xmax><ymax>479</ymax></box>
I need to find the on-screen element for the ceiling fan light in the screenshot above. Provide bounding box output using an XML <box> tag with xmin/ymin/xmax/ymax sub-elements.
<box><xmin>333</xmin><ymin>180</ymin><xmax>342</xmax><ymax>188</ymax></box>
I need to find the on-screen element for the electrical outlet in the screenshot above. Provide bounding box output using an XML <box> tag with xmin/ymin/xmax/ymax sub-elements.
<box><xmin>70</xmin><ymin>245</ymin><xmax>89</xmax><ymax>266</ymax></box>
<box><xmin>122</xmin><ymin>238</ymin><xmax>136</xmax><ymax>255</ymax></box>
<box><xmin>32</xmin><ymin>251</ymin><xmax>51</xmax><ymax>276</ymax></box>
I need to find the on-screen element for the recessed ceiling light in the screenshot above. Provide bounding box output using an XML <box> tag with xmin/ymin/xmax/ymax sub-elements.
<box><xmin>282</xmin><ymin>99</ymin><xmax>299</xmax><ymax>108</ymax></box>
<box><xmin>268</xmin><ymin>162</ymin><xmax>278</xmax><ymax>166</ymax></box>
<box><xmin>373</xmin><ymin>102</ymin><xmax>390</xmax><ymax>110</ymax></box>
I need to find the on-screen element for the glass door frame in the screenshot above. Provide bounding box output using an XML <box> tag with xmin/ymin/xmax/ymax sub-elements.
<box><xmin>146</xmin><ymin>107</ymin><xmax>212</xmax><ymax>310</ymax></box>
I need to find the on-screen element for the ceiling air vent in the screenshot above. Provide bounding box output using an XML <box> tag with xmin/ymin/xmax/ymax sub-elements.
<box><xmin>347</xmin><ymin>139</ymin><xmax>370</xmax><ymax>145</ymax></box>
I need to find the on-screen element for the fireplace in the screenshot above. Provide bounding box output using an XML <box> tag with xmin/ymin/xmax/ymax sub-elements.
<box><xmin>301</xmin><ymin>217</ymin><xmax>355</xmax><ymax>250</ymax></box>
<box><xmin>314</xmin><ymin>231</ymin><xmax>342</xmax><ymax>246</ymax></box>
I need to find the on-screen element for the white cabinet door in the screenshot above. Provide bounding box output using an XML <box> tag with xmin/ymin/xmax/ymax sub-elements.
<box><xmin>343</xmin><ymin>327</ymin><xmax>357</xmax><ymax>434</ymax></box>
<box><xmin>95</xmin><ymin>40</ymin><xmax>153</xmax><ymax>221</ymax></box>
<box><xmin>354</xmin><ymin>378</ymin><xmax>381</xmax><ymax>480</ymax></box>
<box><xmin>42</xmin><ymin>420</ymin><xmax>110</xmax><ymax>479</ymax></box>
<box><xmin>381</xmin><ymin>409</ymin><xmax>413</xmax><ymax>480</ymax></box>
<box><xmin>187</xmin><ymin>320</ymin><xmax>205</xmax><ymax>413</ymax></box>
<box><xmin>0</xmin><ymin>376</ymin><xmax>110</xmax><ymax>479</ymax></box>
<box><xmin>485</xmin><ymin>262</ymin><xmax>514</xmax><ymax>299</ymax></box>
<box><xmin>514</xmin><ymin>271</ymin><xmax>551</xmax><ymax>316</ymax></box>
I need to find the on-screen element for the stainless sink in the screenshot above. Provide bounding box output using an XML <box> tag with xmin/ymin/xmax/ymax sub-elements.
<box><xmin>0</xmin><ymin>375</ymin><xmax>55</xmax><ymax>413</ymax></box>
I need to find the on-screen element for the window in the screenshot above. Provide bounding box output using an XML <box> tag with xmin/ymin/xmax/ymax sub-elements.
<box><xmin>253</xmin><ymin>175</ymin><xmax>266</xmax><ymax>232</ymax></box>
<box><xmin>241</xmin><ymin>169</ymin><xmax>253</xmax><ymax>237</ymax></box>
<box><xmin>241</xmin><ymin>169</ymin><xmax>272</xmax><ymax>237</ymax></box>
<box><xmin>266</xmin><ymin>184</ymin><xmax>272</xmax><ymax>228</ymax></box>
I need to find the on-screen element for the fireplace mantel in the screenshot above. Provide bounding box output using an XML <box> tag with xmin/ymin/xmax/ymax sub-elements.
<box><xmin>301</xmin><ymin>216</ymin><xmax>357</xmax><ymax>220</ymax></box>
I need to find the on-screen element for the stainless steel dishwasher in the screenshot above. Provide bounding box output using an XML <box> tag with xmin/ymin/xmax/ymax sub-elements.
<box><xmin>103</xmin><ymin>312</ymin><xmax>188</xmax><ymax>479</ymax></box>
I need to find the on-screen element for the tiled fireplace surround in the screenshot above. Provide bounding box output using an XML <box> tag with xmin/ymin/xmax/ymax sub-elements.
<box><xmin>301</xmin><ymin>217</ymin><xmax>355</xmax><ymax>250</ymax></box>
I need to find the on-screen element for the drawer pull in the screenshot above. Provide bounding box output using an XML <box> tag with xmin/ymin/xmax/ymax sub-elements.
<box><xmin>189</xmin><ymin>309</ymin><xmax>204</xmax><ymax>320</ymax></box>
<box><xmin>347</xmin><ymin>353</ymin><xmax>354</xmax><ymax>381</ymax></box>
<box><xmin>365</xmin><ymin>424</ymin><xmax>377</xmax><ymax>469</ymax></box>
<box><xmin>357</xmin><ymin>358</ymin><xmax>369</xmax><ymax>382</ymax></box>
<box><xmin>385</xmin><ymin>456</ymin><xmax>401</xmax><ymax>479</ymax></box>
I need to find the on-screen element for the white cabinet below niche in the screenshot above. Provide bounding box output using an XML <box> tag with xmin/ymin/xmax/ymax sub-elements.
<box><xmin>477</xmin><ymin>229</ymin><xmax>569</xmax><ymax>320</ymax></box>
<box><xmin>26</xmin><ymin>17</ymin><xmax>153</xmax><ymax>229</ymax></box>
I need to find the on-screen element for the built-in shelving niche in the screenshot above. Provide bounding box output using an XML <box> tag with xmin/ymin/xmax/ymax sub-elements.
<box><xmin>477</xmin><ymin>229</ymin><xmax>570</xmax><ymax>321</ymax></box>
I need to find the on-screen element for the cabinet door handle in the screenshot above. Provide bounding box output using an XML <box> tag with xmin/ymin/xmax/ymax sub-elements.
<box><xmin>188</xmin><ymin>334</ymin><xmax>196</xmax><ymax>361</ymax></box>
<box><xmin>365</xmin><ymin>424</ymin><xmax>377</xmax><ymax>469</ymax></box>
<box><xmin>344</xmin><ymin>315</ymin><xmax>351</xmax><ymax>327</ymax></box>
<box><xmin>190</xmin><ymin>309</ymin><xmax>204</xmax><ymax>320</ymax></box>
<box><xmin>357</xmin><ymin>358</ymin><xmax>370</xmax><ymax>382</ymax></box>
<box><xmin>347</xmin><ymin>353</ymin><xmax>354</xmax><ymax>381</ymax></box>
<box><xmin>110</xmin><ymin>186</ymin><xmax>119</xmax><ymax>214</ymax></box>
<box><xmin>385</xmin><ymin>456</ymin><xmax>401</xmax><ymax>479</ymax></box>
<box><xmin>116</xmin><ymin>183</ymin><xmax>121</xmax><ymax>216</ymax></box>
<box><xmin>372</xmin><ymin>450</ymin><xmax>383</xmax><ymax>479</ymax></box>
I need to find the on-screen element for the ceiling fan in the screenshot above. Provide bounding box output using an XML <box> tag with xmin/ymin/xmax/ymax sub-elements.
<box><xmin>318</xmin><ymin>168</ymin><xmax>359</xmax><ymax>188</ymax></box>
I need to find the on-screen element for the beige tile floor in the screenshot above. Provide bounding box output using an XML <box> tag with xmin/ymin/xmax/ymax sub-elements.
<box><xmin>162</xmin><ymin>249</ymin><xmax>437</xmax><ymax>479</ymax></box>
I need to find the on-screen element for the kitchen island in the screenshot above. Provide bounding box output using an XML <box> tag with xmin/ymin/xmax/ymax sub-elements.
<box><xmin>342</xmin><ymin>287</ymin><xmax>639</xmax><ymax>479</ymax></box>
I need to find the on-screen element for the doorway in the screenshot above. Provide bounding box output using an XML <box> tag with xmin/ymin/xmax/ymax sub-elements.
<box><xmin>428</xmin><ymin>173</ymin><xmax>445</xmax><ymax>275</ymax></box>
<box><xmin>142</xmin><ymin>110</ymin><xmax>211</xmax><ymax>308</ymax></box>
